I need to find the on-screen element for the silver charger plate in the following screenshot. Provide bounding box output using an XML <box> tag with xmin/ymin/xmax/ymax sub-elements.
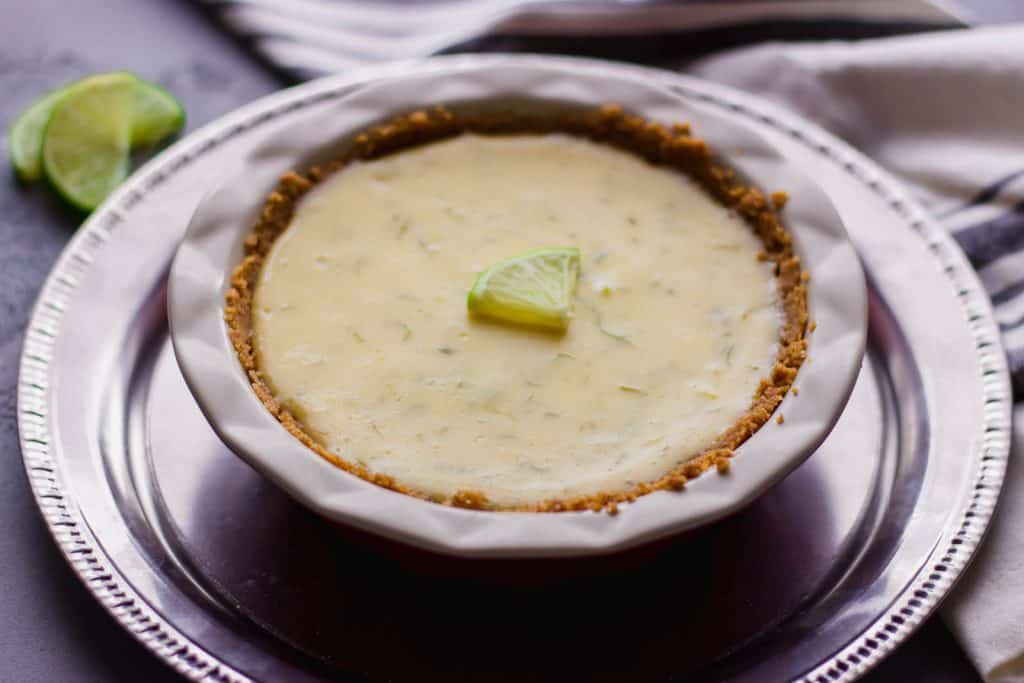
<box><xmin>17</xmin><ymin>55</ymin><xmax>1011</xmax><ymax>682</ymax></box>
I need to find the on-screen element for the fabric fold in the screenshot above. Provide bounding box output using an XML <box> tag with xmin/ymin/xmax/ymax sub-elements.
<box><xmin>689</xmin><ymin>25</ymin><xmax>1023</xmax><ymax>682</ymax></box>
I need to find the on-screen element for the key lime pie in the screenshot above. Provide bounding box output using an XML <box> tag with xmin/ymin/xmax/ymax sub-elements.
<box><xmin>225</xmin><ymin>106</ymin><xmax>808</xmax><ymax>512</ymax></box>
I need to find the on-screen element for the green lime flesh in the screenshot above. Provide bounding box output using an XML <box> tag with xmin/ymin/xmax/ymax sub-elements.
<box><xmin>41</xmin><ymin>73</ymin><xmax>137</xmax><ymax>211</ymax></box>
<box><xmin>129</xmin><ymin>79</ymin><xmax>184</xmax><ymax>147</ymax></box>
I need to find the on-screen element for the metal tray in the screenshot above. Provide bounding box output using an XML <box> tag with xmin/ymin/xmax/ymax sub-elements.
<box><xmin>16</xmin><ymin>56</ymin><xmax>1011</xmax><ymax>683</ymax></box>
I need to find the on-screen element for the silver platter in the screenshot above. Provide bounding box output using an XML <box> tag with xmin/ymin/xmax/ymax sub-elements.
<box><xmin>17</xmin><ymin>56</ymin><xmax>1011</xmax><ymax>682</ymax></box>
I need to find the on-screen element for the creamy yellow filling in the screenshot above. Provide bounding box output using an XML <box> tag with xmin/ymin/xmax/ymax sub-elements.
<box><xmin>253</xmin><ymin>134</ymin><xmax>779</xmax><ymax>506</ymax></box>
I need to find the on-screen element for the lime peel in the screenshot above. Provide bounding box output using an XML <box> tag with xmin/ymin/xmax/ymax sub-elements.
<box><xmin>467</xmin><ymin>247</ymin><xmax>581</xmax><ymax>332</ymax></box>
<box><xmin>10</xmin><ymin>89</ymin><xmax>67</xmax><ymax>182</ymax></box>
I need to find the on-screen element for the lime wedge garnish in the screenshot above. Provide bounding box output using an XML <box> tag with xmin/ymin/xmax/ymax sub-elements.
<box><xmin>467</xmin><ymin>247</ymin><xmax>581</xmax><ymax>331</ymax></box>
<box><xmin>9</xmin><ymin>88</ymin><xmax>66</xmax><ymax>182</ymax></box>
<box><xmin>130</xmin><ymin>79</ymin><xmax>185</xmax><ymax>147</ymax></box>
<box><xmin>11</xmin><ymin>72</ymin><xmax>184</xmax><ymax>206</ymax></box>
<box><xmin>41</xmin><ymin>72</ymin><xmax>137</xmax><ymax>212</ymax></box>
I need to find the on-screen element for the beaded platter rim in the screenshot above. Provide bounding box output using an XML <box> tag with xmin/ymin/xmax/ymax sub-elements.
<box><xmin>16</xmin><ymin>55</ymin><xmax>1011</xmax><ymax>683</ymax></box>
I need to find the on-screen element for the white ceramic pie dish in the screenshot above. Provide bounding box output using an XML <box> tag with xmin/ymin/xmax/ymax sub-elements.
<box><xmin>168</xmin><ymin>56</ymin><xmax>867</xmax><ymax>558</ymax></box>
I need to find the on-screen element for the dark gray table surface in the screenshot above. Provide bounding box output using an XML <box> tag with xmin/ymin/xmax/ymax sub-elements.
<box><xmin>0</xmin><ymin>1</ymin><xmax>1017</xmax><ymax>681</ymax></box>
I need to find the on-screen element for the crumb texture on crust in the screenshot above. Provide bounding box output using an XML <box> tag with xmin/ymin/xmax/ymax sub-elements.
<box><xmin>224</xmin><ymin>105</ymin><xmax>809</xmax><ymax>513</ymax></box>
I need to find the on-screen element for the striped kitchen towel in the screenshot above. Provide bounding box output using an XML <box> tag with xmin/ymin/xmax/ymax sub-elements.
<box><xmin>688</xmin><ymin>25</ymin><xmax>1024</xmax><ymax>398</ymax></box>
<box><xmin>199</xmin><ymin>0</ymin><xmax>965</xmax><ymax>80</ymax></box>
<box><xmin>686</xmin><ymin>27</ymin><xmax>1024</xmax><ymax>680</ymax></box>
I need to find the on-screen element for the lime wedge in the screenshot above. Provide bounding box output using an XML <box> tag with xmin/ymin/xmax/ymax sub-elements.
<box><xmin>41</xmin><ymin>72</ymin><xmax>136</xmax><ymax>211</ymax></box>
<box><xmin>10</xmin><ymin>72</ymin><xmax>183</xmax><ymax>192</ymax></box>
<box><xmin>467</xmin><ymin>247</ymin><xmax>581</xmax><ymax>331</ymax></box>
<box><xmin>130</xmin><ymin>79</ymin><xmax>184</xmax><ymax>147</ymax></box>
<box><xmin>9</xmin><ymin>88</ymin><xmax>67</xmax><ymax>182</ymax></box>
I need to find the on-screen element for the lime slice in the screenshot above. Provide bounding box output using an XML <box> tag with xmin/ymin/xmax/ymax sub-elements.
<box><xmin>130</xmin><ymin>79</ymin><xmax>184</xmax><ymax>147</ymax></box>
<box><xmin>41</xmin><ymin>72</ymin><xmax>136</xmax><ymax>211</ymax></box>
<box><xmin>467</xmin><ymin>247</ymin><xmax>581</xmax><ymax>331</ymax></box>
<box><xmin>11</xmin><ymin>72</ymin><xmax>183</xmax><ymax>188</ymax></box>
<box><xmin>9</xmin><ymin>88</ymin><xmax>67</xmax><ymax>182</ymax></box>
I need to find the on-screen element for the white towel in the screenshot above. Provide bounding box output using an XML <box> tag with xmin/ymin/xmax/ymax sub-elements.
<box><xmin>688</xmin><ymin>25</ymin><xmax>1024</xmax><ymax>682</ymax></box>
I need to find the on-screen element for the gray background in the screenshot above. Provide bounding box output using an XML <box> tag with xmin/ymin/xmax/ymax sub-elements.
<box><xmin>0</xmin><ymin>1</ymin><xmax>1017</xmax><ymax>681</ymax></box>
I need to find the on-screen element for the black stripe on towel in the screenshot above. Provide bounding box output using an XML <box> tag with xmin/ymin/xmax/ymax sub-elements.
<box><xmin>1006</xmin><ymin>346</ymin><xmax>1024</xmax><ymax>397</ymax></box>
<box><xmin>1000</xmin><ymin>310</ymin><xmax>1024</xmax><ymax>332</ymax></box>
<box><xmin>940</xmin><ymin>169</ymin><xmax>1024</xmax><ymax>218</ymax></box>
<box><xmin>953</xmin><ymin>201</ymin><xmax>1024</xmax><ymax>271</ymax></box>
<box><xmin>992</xmin><ymin>279</ymin><xmax>1024</xmax><ymax>307</ymax></box>
<box><xmin>452</xmin><ymin>20</ymin><xmax>958</xmax><ymax>70</ymax></box>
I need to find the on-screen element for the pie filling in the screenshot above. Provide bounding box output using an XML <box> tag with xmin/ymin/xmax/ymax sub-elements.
<box><xmin>227</xmin><ymin>107</ymin><xmax>808</xmax><ymax>511</ymax></box>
